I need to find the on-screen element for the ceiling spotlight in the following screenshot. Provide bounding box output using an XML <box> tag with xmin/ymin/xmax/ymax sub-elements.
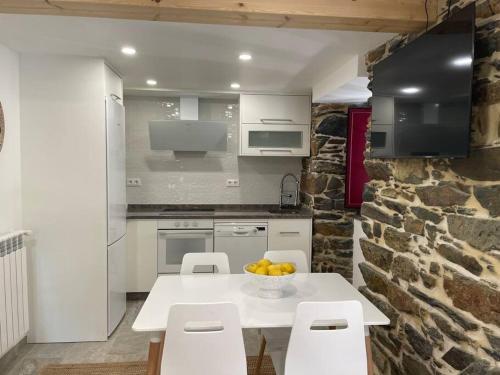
<box><xmin>401</xmin><ymin>87</ymin><xmax>420</xmax><ymax>94</ymax></box>
<box><xmin>121</xmin><ymin>46</ymin><xmax>136</xmax><ymax>56</ymax></box>
<box><xmin>452</xmin><ymin>56</ymin><xmax>473</xmax><ymax>67</ymax></box>
<box><xmin>230</xmin><ymin>82</ymin><xmax>241</xmax><ymax>89</ymax></box>
<box><xmin>146</xmin><ymin>79</ymin><xmax>157</xmax><ymax>86</ymax></box>
<box><xmin>239</xmin><ymin>53</ymin><xmax>252</xmax><ymax>61</ymax></box>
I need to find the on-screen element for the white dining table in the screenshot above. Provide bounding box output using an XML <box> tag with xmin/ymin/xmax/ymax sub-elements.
<box><xmin>133</xmin><ymin>273</ymin><xmax>390</xmax><ymax>375</ymax></box>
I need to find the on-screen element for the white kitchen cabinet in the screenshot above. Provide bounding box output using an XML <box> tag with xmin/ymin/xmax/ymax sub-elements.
<box><xmin>240</xmin><ymin>123</ymin><xmax>310</xmax><ymax>156</ymax></box>
<box><xmin>268</xmin><ymin>219</ymin><xmax>312</xmax><ymax>269</ymax></box>
<box><xmin>126</xmin><ymin>220</ymin><xmax>158</xmax><ymax>292</ymax></box>
<box><xmin>240</xmin><ymin>94</ymin><xmax>311</xmax><ymax>125</ymax></box>
<box><xmin>239</xmin><ymin>94</ymin><xmax>311</xmax><ymax>157</ymax></box>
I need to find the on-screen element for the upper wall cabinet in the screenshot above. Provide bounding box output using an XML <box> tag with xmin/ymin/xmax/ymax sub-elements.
<box><xmin>239</xmin><ymin>94</ymin><xmax>311</xmax><ymax>157</ymax></box>
<box><xmin>240</xmin><ymin>94</ymin><xmax>311</xmax><ymax>125</ymax></box>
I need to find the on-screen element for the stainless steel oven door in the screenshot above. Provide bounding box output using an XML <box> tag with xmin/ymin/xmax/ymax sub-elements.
<box><xmin>157</xmin><ymin>229</ymin><xmax>214</xmax><ymax>274</ymax></box>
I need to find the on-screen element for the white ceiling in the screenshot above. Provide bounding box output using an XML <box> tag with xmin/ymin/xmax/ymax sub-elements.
<box><xmin>0</xmin><ymin>14</ymin><xmax>393</xmax><ymax>97</ymax></box>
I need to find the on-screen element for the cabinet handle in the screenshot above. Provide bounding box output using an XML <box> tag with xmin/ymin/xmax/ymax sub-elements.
<box><xmin>279</xmin><ymin>231</ymin><xmax>300</xmax><ymax>235</ymax></box>
<box><xmin>260</xmin><ymin>118</ymin><xmax>293</xmax><ymax>123</ymax></box>
<box><xmin>259</xmin><ymin>149</ymin><xmax>293</xmax><ymax>153</ymax></box>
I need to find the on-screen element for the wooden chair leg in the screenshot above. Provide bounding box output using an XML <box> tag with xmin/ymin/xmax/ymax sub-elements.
<box><xmin>254</xmin><ymin>336</ymin><xmax>267</xmax><ymax>375</ymax></box>
<box><xmin>156</xmin><ymin>332</ymin><xmax>166</xmax><ymax>375</ymax></box>
<box><xmin>147</xmin><ymin>336</ymin><xmax>162</xmax><ymax>375</ymax></box>
<box><xmin>365</xmin><ymin>335</ymin><xmax>374</xmax><ymax>375</ymax></box>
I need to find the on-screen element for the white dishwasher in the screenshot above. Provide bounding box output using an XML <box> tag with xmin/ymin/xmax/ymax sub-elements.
<box><xmin>214</xmin><ymin>222</ymin><xmax>268</xmax><ymax>273</ymax></box>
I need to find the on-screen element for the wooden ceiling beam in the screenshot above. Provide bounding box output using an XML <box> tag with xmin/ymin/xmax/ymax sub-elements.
<box><xmin>0</xmin><ymin>0</ymin><xmax>438</xmax><ymax>33</ymax></box>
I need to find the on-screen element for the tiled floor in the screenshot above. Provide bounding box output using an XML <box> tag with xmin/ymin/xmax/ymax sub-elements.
<box><xmin>0</xmin><ymin>300</ymin><xmax>260</xmax><ymax>375</ymax></box>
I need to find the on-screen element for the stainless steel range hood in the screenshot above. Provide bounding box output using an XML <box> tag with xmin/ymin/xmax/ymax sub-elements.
<box><xmin>149</xmin><ymin>96</ymin><xmax>228</xmax><ymax>152</ymax></box>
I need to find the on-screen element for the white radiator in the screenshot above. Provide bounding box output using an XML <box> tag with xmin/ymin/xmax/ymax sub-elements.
<box><xmin>0</xmin><ymin>230</ymin><xmax>30</xmax><ymax>358</ymax></box>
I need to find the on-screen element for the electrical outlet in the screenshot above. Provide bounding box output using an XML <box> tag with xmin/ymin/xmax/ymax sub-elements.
<box><xmin>225</xmin><ymin>179</ymin><xmax>240</xmax><ymax>187</ymax></box>
<box><xmin>127</xmin><ymin>178</ymin><xmax>142</xmax><ymax>187</ymax></box>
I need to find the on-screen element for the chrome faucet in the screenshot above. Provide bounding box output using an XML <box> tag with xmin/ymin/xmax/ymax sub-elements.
<box><xmin>280</xmin><ymin>173</ymin><xmax>300</xmax><ymax>208</ymax></box>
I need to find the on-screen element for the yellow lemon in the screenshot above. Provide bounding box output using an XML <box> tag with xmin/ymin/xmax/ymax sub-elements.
<box><xmin>268</xmin><ymin>269</ymin><xmax>283</xmax><ymax>276</ymax></box>
<box><xmin>257</xmin><ymin>258</ymin><xmax>272</xmax><ymax>267</ymax></box>
<box><xmin>282</xmin><ymin>271</ymin><xmax>290</xmax><ymax>275</ymax></box>
<box><xmin>255</xmin><ymin>267</ymin><xmax>269</xmax><ymax>275</ymax></box>
<box><xmin>246</xmin><ymin>263</ymin><xmax>259</xmax><ymax>273</ymax></box>
<box><xmin>267</xmin><ymin>264</ymin><xmax>281</xmax><ymax>271</ymax></box>
<box><xmin>281</xmin><ymin>263</ymin><xmax>296</xmax><ymax>274</ymax></box>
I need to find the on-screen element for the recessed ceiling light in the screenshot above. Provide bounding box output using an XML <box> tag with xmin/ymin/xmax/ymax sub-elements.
<box><xmin>230</xmin><ymin>82</ymin><xmax>241</xmax><ymax>89</ymax></box>
<box><xmin>452</xmin><ymin>56</ymin><xmax>472</xmax><ymax>67</ymax></box>
<box><xmin>121</xmin><ymin>46</ymin><xmax>136</xmax><ymax>56</ymax></box>
<box><xmin>146</xmin><ymin>79</ymin><xmax>157</xmax><ymax>86</ymax></box>
<box><xmin>401</xmin><ymin>87</ymin><xmax>420</xmax><ymax>94</ymax></box>
<box><xmin>239</xmin><ymin>53</ymin><xmax>252</xmax><ymax>61</ymax></box>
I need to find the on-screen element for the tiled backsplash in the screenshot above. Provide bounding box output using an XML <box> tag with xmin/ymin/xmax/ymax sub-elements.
<box><xmin>125</xmin><ymin>96</ymin><xmax>302</xmax><ymax>204</ymax></box>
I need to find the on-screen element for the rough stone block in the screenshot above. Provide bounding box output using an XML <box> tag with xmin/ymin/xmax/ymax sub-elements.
<box><xmin>387</xmin><ymin>283</ymin><xmax>420</xmax><ymax>314</ymax></box>
<box><xmin>301</xmin><ymin>173</ymin><xmax>328</xmax><ymax>195</ymax></box>
<box><xmin>437</xmin><ymin>243</ymin><xmax>483</xmax><ymax>276</ymax></box>
<box><xmin>474</xmin><ymin>185</ymin><xmax>500</xmax><ymax>217</ymax></box>
<box><xmin>364</xmin><ymin>160</ymin><xmax>393</xmax><ymax>181</ymax></box>
<box><xmin>442</xmin><ymin>347</ymin><xmax>477</xmax><ymax>371</ymax></box>
<box><xmin>361</xmin><ymin>203</ymin><xmax>402</xmax><ymax>228</ymax></box>
<box><xmin>416</xmin><ymin>184</ymin><xmax>470</xmax><ymax>207</ymax></box>
<box><xmin>411</xmin><ymin>206</ymin><xmax>443</xmax><ymax>224</ymax></box>
<box><xmin>408</xmin><ymin>286</ymin><xmax>479</xmax><ymax>330</ymax></box>
<box><xmin>443</xmin><ymin>271</ymin><xmax>500</xmax><ymax>326</ymax></box>
<box><xmin>359</xmin><ymin>286</ymin><xmax>400</xmax><ymax>328</ymax></box>
<box><xmin>315</xmin><ymin>114</ymin><xmax>347</xmax><ymax>137</ymax></box>
<box><xmin>431</xmin><ymin>312</ymin><xmax>469</xmax><ymax>343</ymax></box>
<box><xmin>359</xmin><ymin>262</ymin><xmax>389</xmax><ymax>295</ymax></box>
<box><xmin>381</xmin><ymin>198</ymin><xmax>408</xmax><ymax>215</ymax></box>
<box><xmin>404</xmin><ymin>324</ymin><xmax>433</xmax><ymax>360</ymax></box>
<box><xmin>384</xmin><ymin>227</ymin><xmax>413</xmax><ymax>252</ymax></box>
<box><xmin>393</xmin><ymin>159</ymin><xmax>429</xmax><ymax>184</ymax></box>
<box><xmin>392</xmin><ymin>255</ymin><xmax>419</xmax><ymax>282</ymax></box>
<box><xmin>402</xmin><ymin>353</ymin><xmax>432</xmax><ymax>375</ymax></box>
<box><xmin>450</xmin><ymin>147</ymin><xmax>500</xmax><ymax>181</ymax></box>
<box><xmin>447</xmin><ymin>214</ymin><xmax>500</xmax><ymax>251</ymax></box>
<box><xmin>314</xmin><ymin>220</ymin><xmax>353</xmax><ymax>237</ymax></box>
<box><xmin>404</xmin><ymin>216</ymin><xmax>425</xmax><ymax>236</ymax></box>
<box><xmin>360</xmin><ymin>239</ymin><xmax>394</xmax><ymax>272</ymax></box>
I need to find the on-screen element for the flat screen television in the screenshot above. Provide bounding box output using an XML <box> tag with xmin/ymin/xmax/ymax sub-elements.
<box><xmin>371</xmin><ymin>3</ymin><xmax>475</xmax><ymax>158</ymax></box>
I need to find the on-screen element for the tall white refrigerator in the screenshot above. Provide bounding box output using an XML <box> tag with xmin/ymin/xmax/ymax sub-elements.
<box><xmin>106</xmin><ymin>95</ymin><xmax>127</xmax><ymax>335</ymax></box>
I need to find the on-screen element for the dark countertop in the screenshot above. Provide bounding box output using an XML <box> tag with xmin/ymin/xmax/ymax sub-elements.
<box><xmin>127</xmin><ymin>204</ymin><xmax>313</xmax><ymax>220</ymax></box>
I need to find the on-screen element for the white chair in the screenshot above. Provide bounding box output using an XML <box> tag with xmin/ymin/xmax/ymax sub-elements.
<box><xmin>263</xmin><ymin>250</ymin><xmax>309</xmax><ymax>273</ymax></box>
<box><xmin>180</xmin><ymin>252</ymin><xmax>231</xmax><ymax>275</ymax></box>
<box><xmin>255</xmin><ymin>250</ymin><xmax>309</xmax><ymax>375</ymax></box>
<box><xmin>161</xmin><ymin>302</ymin><xmax>247</xmax><ymax>375</ymax></box>
<box><xmin>285</xmin><ymin>301</ymin><xmax>367</xmax><ymax>375</ymax></box>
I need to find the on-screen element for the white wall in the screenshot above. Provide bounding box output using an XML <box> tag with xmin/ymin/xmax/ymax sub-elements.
<box><xmin>20</xmin><ymin>55</ymin><xmax>108</xmax><ymax>342</ymax></box>
<box><xmin>0</xmin><ymin>44</ymin><xmax>22</xmax><ymax>234</ymax></box>
<box><xmin>125</xmin><ymin>96</ymin><xmax>302</xmax><ymax>204</ymax></box>
<box><xmin>352</xmin><ymin>218</ymin><xmax>367</xmax><ymax>289</ymax></box>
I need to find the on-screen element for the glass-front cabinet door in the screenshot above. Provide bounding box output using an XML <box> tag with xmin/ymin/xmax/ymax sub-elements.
<box><xmin>239</xmin><ymin>123</ymin><xmax>310</xmax><ymax>156</ymax></box>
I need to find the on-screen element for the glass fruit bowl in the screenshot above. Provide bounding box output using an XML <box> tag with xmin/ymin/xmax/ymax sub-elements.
<box><xmin>244</xmin><ymin>262</ymin><xmax>296</xmax><ymax>299</ymax></box>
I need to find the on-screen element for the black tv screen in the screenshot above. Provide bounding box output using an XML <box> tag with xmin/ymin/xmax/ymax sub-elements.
<box><xmin>371</xmin><ymin>3</ymin><xmax>475</xmax><ymax>158</ymax></box>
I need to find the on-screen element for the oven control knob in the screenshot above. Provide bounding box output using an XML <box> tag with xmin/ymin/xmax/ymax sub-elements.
<box><xmin>183</xmin><ymin>221</ymin><xmax>189</xmax><ymax>227</ymax></box>
<box><xmin>192</xmin><ymin>222</ymin><xmax>198</xmax><ymax>227</ymax></box>
<box><xmin>174</xmin><ymin>222</ymin><xmax>180</xmax><ymax>227</ymax></box>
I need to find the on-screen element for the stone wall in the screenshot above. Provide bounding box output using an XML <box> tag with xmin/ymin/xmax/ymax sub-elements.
<box><xmin>301</xmin><ymin>104</ymin><xmax>355</xmax><ymax>281</ymax></box>
<box><xmin>360</xmin><ymin>1</ymin><xmax>500</xmax><ymax>374</ymax></box>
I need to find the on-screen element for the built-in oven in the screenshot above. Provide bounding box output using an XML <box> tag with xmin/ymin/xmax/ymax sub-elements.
<box><xmin>157</xmin><ymin>219</ymin><xmax>214</xmax><ymax>274</ymax></box>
